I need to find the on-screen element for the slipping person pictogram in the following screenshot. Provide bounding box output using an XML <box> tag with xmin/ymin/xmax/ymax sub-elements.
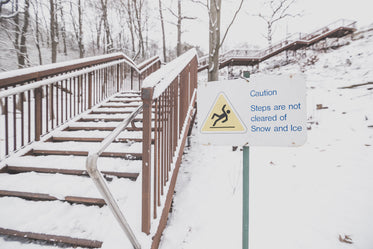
<box><xmin>201</xmin><ymin>93</ymin><xmax>246</xmax><ymax>132</ymax></box>
<box><xmin>211</xmin><ymin>104</ymin><xmax>231</xmax><ymax>127</ymax></box>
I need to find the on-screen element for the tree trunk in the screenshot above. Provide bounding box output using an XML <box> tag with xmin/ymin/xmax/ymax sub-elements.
<box><xmin>77</xmin><ymin>0</ymin><xmax>84</xmax><ymax>58</ymax></box>
<box><xmin>133</xmin><ymin>0</ymin><xmax>145</xmax><ymax>59</ymax></box>
<box><xmin>49</xmin><ymin>0</ymin><xmax>57</xmax><ymax>63</ymax></box>
<box><xmin>158</xmin><ymin>0</ymin><xmax>167</xmax><ymax>62</ymax></box>
<box><xmin>208</xmin><ymin>0</ymin><xmax>221</xmax><ymax>81</ymax></box>
<box><xmin>59</xmin><ymin>0</ymin><xmax>67</xmax><ymax>55</ymax></box>
<box><xmin>176</xmin><ymin>0</ymin><xmax>182</xmax><ymax>57</ymax></box>
<box><xmin>126</xmin><ymin>0</ymin><xmax>135</xmax><ymax>56</ymax></box>
<box><xmin>96</xmin><ymin>16</ymin><xmax>103</xmax><ymax>52</ymax></box>
<box><xmin>100</xmin><ymin>0</ymin><xmax>113</xmax><ymax>53</ymax></box>
<box><xmin>13</xmin><ymin>0</ymin><xmax>20</xmax><ymax>65</ymax></box>
<box><xmin>33</xmin><ymin>0</ymin><xmax>43</xmax><ymax>65</ymax></box>
<box><xmin>18</xmin><ymin>0</ymin><xmax>30</xmax><ymax>68</ymax></box>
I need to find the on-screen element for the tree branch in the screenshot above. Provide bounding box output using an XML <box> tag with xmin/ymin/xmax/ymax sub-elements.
<box><xmin>182</xmin><ymin>15</ymin><xmax>197</xmax><ymax>20</ymax></box>
<box><xmin>190</xmin><ymin>0</ymin><xmax>209</xmax><ymax>9</ymax></box>
<box><xmin>0</xmin><ymin>11</ymin><xmax>19</xmax><ymax>19</ymax></box>
<box><xmin>219</xmin><ymin>0</ymin><xmax>244</xmax><ymax>48</ymax></box>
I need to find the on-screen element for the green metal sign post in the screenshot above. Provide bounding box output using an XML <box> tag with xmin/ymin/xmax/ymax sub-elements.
<box><xmin>243</xmin><ymin>145</ymin><xmax>250</xmax><ymax>249</ymax></box>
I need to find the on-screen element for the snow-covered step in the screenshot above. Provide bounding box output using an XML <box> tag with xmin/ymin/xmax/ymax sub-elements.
<box><xmin>1</xmin><ymin>165</ymin><xmax>139</xmax><ymax>180</ymax></box>
<box><xmin>0</xmin><ymin>190</ymin><xmax>106</xmax><ymax>207</ymax></box>
<box><xmin>112</xmin><ymin>94</ymin><xmax>141</xmax><ymax>101</ymax></box>
<box><xmin>117</xmin><ymin>91</ymin><xmax>140</xmax><ymax>96</ymax></box>
<box><xmin>107</xmin><ymin>98</ymin><xmax>141</xmax><ymax>103</ymax></box>
<box><xmin>0</xmin><ymin>197</ymin><xmax>111</xmax><ymax>242</ymax></box>
<box><xmin>113</xmin><ymin>94</ymin><xmax>140</xmax><ymax>98</ymax></box>
<box><xmin>90</xmin><ymin>110</ymin><xmax>138</xmax><ymax>115</ymax></box>
<box><xmin>25</xmin><ymin>141</ymin><xmax>142</xmax><ymax>160</ymax></box>
<box><xmin>78</xmin><ymin>117</ymin><xmax>147</xmax><ymax>123</ymax></box>
<box><xmin>78</xmin><ymin>113</ymin><xmax>151</xmax><ymax>120</ymax></box>
<box><xmin>93</xmin><ymin>107</ymin><xmax>139</xmax><ymax>112</ymax></box>
<box><xmin>68</xmin><ymin>121</ymin><xmax>121</xmax><ymax>128</ymax></box>
<box><xmin>0</xmin><ymin>172</ymin><xmax>136</xmax><ymax>200</ymax></box>
<box><xmin>65</xmin><ymin>122</ymin><xmax>152</xmax><ymax>132</ymax></box>
<box><xmin>49</xmin><ymin>130</ymin><xmax>148</xmax><ymax>143</ymax></box>
<box><xmin>99</xmin><ymin>104</ymin><xmax>141</xmax><ymax>108</ymax></box>
<box><xmin>4</xmin><ymin>155</ymin><xmax>142</xmax><ymax>173</ymax></box>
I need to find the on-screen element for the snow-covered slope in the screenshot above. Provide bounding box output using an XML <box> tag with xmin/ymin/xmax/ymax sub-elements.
<box><xmin>159</xmin><ymin>27</ymin><xmax>373</xmax><ymax>249</ymax></box>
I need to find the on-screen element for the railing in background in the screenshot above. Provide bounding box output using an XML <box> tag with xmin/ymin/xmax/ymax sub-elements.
<box><xmin>198</xmin><ymin>19</ymin><xmax>357</xmax><ymax>70</ymax></box>
<box><xmin>141</xmin><ymin>49</ymin><xmax>198</xmax><ymax>242</ymax></box>
<box><xmin>257</xmin><ymin>19</ymin><xmax>357</xmax><ymax>58</ymax></box>
<box><xmin>0</xmin><ymin>53</ymin><xmax>161</xmax><ymax>161</ymax></box>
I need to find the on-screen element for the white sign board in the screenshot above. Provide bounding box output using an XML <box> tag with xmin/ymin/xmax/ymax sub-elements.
<box><xmin>198</xmin><ymin>74</ymin><xmax>307</xmax><ymax>146</ymax></box>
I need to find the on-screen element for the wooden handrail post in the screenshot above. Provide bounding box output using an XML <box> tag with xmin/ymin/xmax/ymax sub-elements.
<box><xmin>116</xmin><ymin>64</ymin><xmax>120</xmax><ymax>92</ymax></box>
<box><xmin>138</xmin><ymin>74</ymin><xmax>142</xmax><ymax>90</ymax></box>
<box><xmin>88</xmin><ymin>72</ymin><xmax>93</xmax><ymax>109</ymax></box>
<box><xmin>34</xmin><ymin>87</ymin><xmax>43</xmax><ymax>141</ymax></box>
<box><xmin>130</xmin><ymin>67</ymin><xmax>134</xmax><ymax>90</ymax></box>
<box><xmin>141</xmin><ymin>87</ymin><xmax>154</xmax><ymax>234</ymax></box>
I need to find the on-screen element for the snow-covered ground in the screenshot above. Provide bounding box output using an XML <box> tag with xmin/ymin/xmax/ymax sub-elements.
<box><xmin>159</xmin><ymin>29</ymin><xmax>373</xmax><ymax>248</ymax></box>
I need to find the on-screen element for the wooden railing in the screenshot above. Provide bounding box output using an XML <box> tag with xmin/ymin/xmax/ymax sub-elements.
<box><xmin>141</xmin><ymin>49</ymin><xmax>198</xmax><ymax>246</ymax></box>
<box><xmin>0</xmin><ymin>53</ymin><xmax>161</xmax><ymax>161</ymax></box>
<box><xmin>198</xmin><ymin>19</ymin><xmax>357</xmax><ymax>70</ymax></box>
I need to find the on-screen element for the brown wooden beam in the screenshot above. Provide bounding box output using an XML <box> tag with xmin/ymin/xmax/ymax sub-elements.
<box><xmin>0</xmin><ymin>190</ymin><xmax>57</xmax><ymax>201</ymax></box>
<box><xmin>0</xmin><ymin>227</ymin><xmax>103</xmax><ymax>248</ymax></box>
<box><xmin>50</xmin><ymin>136</ymin><xmax>151</xmax><ymax>143</ymax></box>
<box><xmin>25</xmin><ymin>149</ymin><xmax>142</xmax><ymax>160</ymax></box>
<box><xmin>89</xmin><ymin>110</ymin><xmax>139</xmax><ymax>115</ymax></box>
<box><xmin>64</xmin><ymin>126</ymin><xmax>155</xmax><ymax>132</ymax></box>
<box><xmin>2</xmin><ymin>165</ymin><xmax>140</xmax><ymax>180</ymax></box>
<box><xmin>0</xmin><ymin>190</ymin><xmax>106</xmax><ymax>207</ymax></box>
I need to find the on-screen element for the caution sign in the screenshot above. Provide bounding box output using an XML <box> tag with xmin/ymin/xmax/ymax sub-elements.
<box><xmin>201</xmin><ymin>93</ymin><xmax>246</xmax><ymax>133</ymax></box>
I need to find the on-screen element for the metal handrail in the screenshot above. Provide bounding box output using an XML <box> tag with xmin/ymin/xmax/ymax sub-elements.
<box><xmin>86</xmin><ymin>105</ymin><xmax>143</xmax><ymax>249</ymax></box>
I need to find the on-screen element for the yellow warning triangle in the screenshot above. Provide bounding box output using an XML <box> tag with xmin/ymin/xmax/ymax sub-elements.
<box><xmin>201</xmin><ymin>93</ymin><xmax>246</xmax><ymax>132</ymax></box>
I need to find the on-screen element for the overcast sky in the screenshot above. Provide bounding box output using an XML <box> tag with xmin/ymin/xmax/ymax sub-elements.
<box><xmin>168</xmin><ymin>0</ymin><xmax>372</xmax><ymax>53</ymax></box>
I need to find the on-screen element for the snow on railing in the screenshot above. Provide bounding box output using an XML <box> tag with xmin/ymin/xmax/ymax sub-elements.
<box><xmin>142</xmin><ymin>49</ymin><xmax>197</xmax><ymax>100</ymax></box>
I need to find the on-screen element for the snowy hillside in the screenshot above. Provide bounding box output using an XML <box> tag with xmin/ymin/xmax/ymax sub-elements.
<box><xmin>159</xmin><ymin>27</ymin><xmax>373</xmax><ymax>248</ymax></box>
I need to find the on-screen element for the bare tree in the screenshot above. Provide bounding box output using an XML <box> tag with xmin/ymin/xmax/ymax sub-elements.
<box><xmin>100</xmin><ymin>0</ymin><xmax>113</xmax><ymax>53</ymax></box>
<box><xmin>207</xmin><ymin>0</ymin><xmax>244</xmax><ymax>81</ymax></box>
<box><xmin>49</xmin><ymin>0</ymin><xmax>58</xmax><ymax>63</ymax></box>
<box><xmin>1</xmin><ymin>0</ymin><xmax>31</xmax><ymax>68</ymax></box>
<box><xmin>256</xmin><ymin>0</ymin><xmax>299</xmax><ymax>47</ymax></box>
<box><xmin>133</xmin><ymin>0</ymin><xmax>145</xmax><ymax>59</ymax></box>
<box><xmin>168</xmin><ymin>0</ymin><xmax>196</xmax><ymax>57</ymax></box>
<box><xmin>31</xmin><ymin>0</ymin><xmax>43</xmax><ymax>64</ymax></box>
<box><xmin>58</xmin><ymin>0</ymin><xmax>67</xmax><ymax>55</ymax></box>
<box><xmin>120</xmin><ymin>0</ymin><xmax>136</xmax><ymax>56</ymax></box>
<box><xmin>158</xmin><ymin>0</ymin><xmax>166</xmax><ymax>62</ymax></box>
<box><xmin>70</xmin><ymin>0</ymin><xmax>84</xmax><ymax>58</ymax></box>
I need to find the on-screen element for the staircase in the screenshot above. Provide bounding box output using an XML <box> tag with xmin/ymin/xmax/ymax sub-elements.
<box><xmin>0</xmin><ymin>50</ymin><xmax>198</xmax><ymax>249</ymax></box>
<box><xmin>0</xmin><ymin>92</ymin><xmax>143</xmax><ymax>248</ymax></box>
